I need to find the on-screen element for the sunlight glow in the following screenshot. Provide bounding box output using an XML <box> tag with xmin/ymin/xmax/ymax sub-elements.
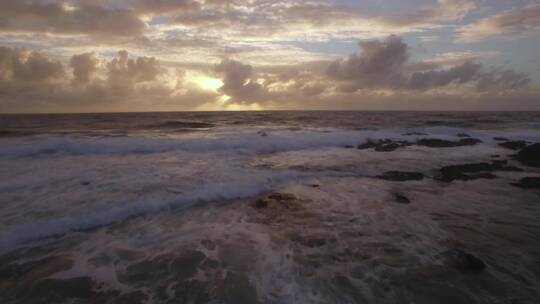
<box><xmin>192</xmin><ymin>76</ymin><xmax>224</xmax><ymax>92</ymax></box>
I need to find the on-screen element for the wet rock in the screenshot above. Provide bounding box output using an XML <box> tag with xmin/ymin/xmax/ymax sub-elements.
<box><xmin>305</xmin><ymin>238</ymin><xmax>327</xmax><ymax>248</ymax></box>
<box><xmin>515</xmin><ymin>143</ymin><xmax>540</xmax><ymax>167</ymax></box>
<box><xmin>512</xmin><ymin>177</ymin><xmax>540</xmax><ymax>189</ymax></box>
<box><xmin>403</xmin><ymin>132</ymin><xmax>428</xmax><ymax>136</ymax></box>
<box><xmin>171</xmin><ymin>251</ymin><xmax>206</xmax><ymax>279</ymax></box>
<box><xmin>201</xmin><ymin>239</ymin><xmax>216</xmax><ymax>251</ymax></box>
<box><xmin>394</xmin><ymin>194</ymin><xmax>410</xmax><ymax>204</ymax></box>
<box><xmin>441</xmin><ymin>249</ymin><xmax>485</xmax><ymax>274</ymax></box>
<box><xmin>378</xmin><ymin>171</ymin><xmax>424</xmax><ymax>181</ymax></box>
<box><xmin>254</xmin><ymin>199</ymin><xmax>268</xmax><ymax>209</ymax></box>
<box><xmin>499</xmin><ymin>140</ymin><xmax>528</xmax><ymax>150</ymax></box>
<box><xmin>23</xmin><ymin>276</ymin><xmax>97</xmax><ymax>302</ymax></box>
<box><xmin>375</xmin><ymin>143</ymin><xmax>402</xmax><ymax>152</ymax></box>
<box><xmin>457</xmin><ymin>133</ymin><xmax>470</xmax><ymax>138</ymax></box>
<box><xmin>257</xmin><ymin>131</ymin><xmax>268</xmax><ymax>137</ymax></box>
<box><xmin>493</xmin><ymin>137</ymin><xmax>509</xmax><ymax>141</ymax></box>
<box><xmin>174</xmin><ymin>279</ymin><xmax>212</xmax><ymax>304</ymax></box>
<box><xmin>437</xmin><ymin>161</ymin><xmax>522</xmax><ymax>182</ymax></box>
<box><xmin>343</xmin><ymin>145</ymin><xmax>355</xmax><ymax>149</ymax></box>
<box><xmin>417</xmin><ymin>138</ymin><xmax>482</xmax><ymax>148</ymax></box>
<box><xmin>327</xmin><ymin>276</ymin><xmax>367</xmax><ymax>303</ymax></box>
<box><xmin>115</xmin><ymin>290</ymin><xmax>148</xmax><ymax>304</ymax></box>
<box><xmin>119</xmin><ymin>254</ymin><xmax>174</xmax><ymax>286</ymax></box>
<box><xmin>81</xmin><ymin>181</ymin><xmax>91</xmax><ymax>186</ymax></box>
<box><xmin>220</xmin><ymin>272</ymin><xmax>258</xmax><ymax>304</ymax></box>
<box><xmin>357</xmin><ymin>139</ymin><xmax>410</xmax><ymax>152</ymax></box>
<box><xmin>267</xmin><ymin>192</ymin><xmax>296</xmax><ymax>201</ymax></box>
<box><xmin>490</xmin><ymin>154</ymin><xmax>500</xmax><ymax>158</ymax></box>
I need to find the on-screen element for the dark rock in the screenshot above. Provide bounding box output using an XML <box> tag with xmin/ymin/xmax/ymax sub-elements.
<box><xmin>375</xmin><ymin>143</ymin><xmax>401</xmax><ymax>152</ymax></box>
<box><xmin>378</xmin><ymin>171</ymin><xmax>424</xmax><ymax>181</ymax></box>
<box><xmin>343</xmin><ymin>145</ymin><xmax>354</xmax><ymax>149</ymax></box>
<box><xmin>254</xmin><ymin>199</ymin><xmax>268</xmax><ymax>209</ymax></box>
<box><xmin>257</xmin><ymin>131</ymin><xmax>268</xmax><ymax>137</ymax></box>
<box><xmin>81</xmin><ymin>181</ymin><xmax>91</xmax><ymax>186</ymax></box>
<box><xmin>437</xmin><ymin>161</ymin><xmax>522</xmax><ymax>182</ymax></box>
<box><xmin>201</xmin><ymin>239</ymin><xmax>216</xmax><ymax>251</ymax></box>
<box><xmin>267</xmin><ymin>192</ymin><xmax>296</xmax><ymax>201</ymax></box>
<box><xmin>512</xmin><ymin>177</ymin><xmax>540</xmax><ymax>189</ymax></box>
<box><xmin>394</xmin><ymin>194</ymin><xmax>410</xmax><ymax>204</ymax></box>
<box><xmin>490</xmin><ymin>154</ymin><xmax>500</xmax><ymax>158</ymax></box>
<box><xmin>403</xmin><ymin>132</ymin><xmax>428</xmax><ymax>136</ymax></box>
<box><xmin>305</xmin><ymin>238</ymin><xmax>327</xmax><ymax>248</ymax></box>
<box><xmin>357</xmin><ymin>139</ymin><xmax>410</xmax><ymax>152</ymax></box>
<box><xmin>220</xmin><ymin>272</ymin><xmax>258</xmax><ymax>304</ymax></box>
<box><xmin>417</xmin><ymin>138</ymin><xmax>482</xmax><ymax>148</ymax></box>
<box><xmin>170</xmin><ymin>250</ymin><xmax>206</xmax><ymax>279</ymax></box>
<box><xmin>24</xmin><ymin>277</ymin><xmax>96</xmax><ymax>302</ymax></box>
<box><xmin>499</xmin><ymin>140</ymin><xmax>528</xmax><ymax>150</ymax></box>
<box><xmin>119</xmin><ymin>254</ymin><xmax>173</xmax><ymax>286</ymax></box>
<box><xmin>457</xmin><ymin>133</ymin><xmax>470</xmax><ymax>138</ymax></box>
<box><xmin>493</xmin><ymin>137</ymin><xmax>509</xmax><ymax>141</ymax></box>
<box><xmin>515</xmin><ymin>143</ymin><xmax>540</xmax><ymax>167</ymax></box>
<box><xmin>441</xmin><ymin>249</ymin><xmax>485</xmax><ymax>274</ymax></box>
<box><xmin>174</xmin><ymin>279</ymin><xmax>211</xmax><ymax>304</ymax></box>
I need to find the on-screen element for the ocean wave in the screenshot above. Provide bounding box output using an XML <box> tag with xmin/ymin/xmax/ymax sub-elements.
<box><xmin>0</xmin><ymin>170</ymin><xmax>300</xmax><ymax>253</ymax></box>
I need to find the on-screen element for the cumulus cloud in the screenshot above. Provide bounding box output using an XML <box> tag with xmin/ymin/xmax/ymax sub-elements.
<box><xmin>69</xmin><ymin>52</ymin><xmax>98</xmax><ymax>84</ymax></box>
<box><xmin>326</xmin><ymin>36</ymin><xmax>530</xmax><ymax>93</ymax></box>
<box><xmin>215</xmin><ymin>59</ymin><xmax>265</xmax><ymax>103</ymax></box>
<box><xmin>456</xmin><ymin>3</ymin><xmax>540</xmax><ymax>42</ymax></box>
<box><xmin>0</xmin><ymin>47</ymin><xmax>64</xmax><ymax>83</ymax></box>
<box><xmin>0</xmin><ymin>47</ymin><xmax>220</xmax><ymax>112</ymax></box>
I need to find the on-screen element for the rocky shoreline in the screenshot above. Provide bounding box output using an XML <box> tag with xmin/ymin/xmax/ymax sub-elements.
<box><xmin>1</xmin><ymin>133</ymin><xmax>539</xmax><ymax>304</ymax></box>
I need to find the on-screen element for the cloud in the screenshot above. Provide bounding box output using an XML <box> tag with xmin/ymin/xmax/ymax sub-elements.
<box><xmin>214</xmin><ymin>59</ymin><xmax>265</xmax><ymax>103</ymax></box>
<box><xmin>0</xmin><ymin>1</ymin><xmax>145</xmax><ymax>39</ymax></box>
<box><xmin>69</xmin><ymin>52</ymin><xmax>98</xmax><ymax>84</ymax></box>
<box><xmin>326</xmin><ymin>35</ymin><xmax>408</xmax><ymax>89</ymax></box>
<box><xmin>0</xmin><ymin>47</ymin><xmax>64</xmax><ymax>83</ymax></box>
<box><xmin>456</xmin><ymin>3</ymin><xmax>540</xmax><ymax>42</ymax></box>
<box><xmin>326</xmin><ymin>35</ymin><xmax>530</xmax><ymax>93</ymax></box>
<box><xmin>0</xmin><ymin>47</ymin><xmax>220</xmax><ymax>112</ymax></box>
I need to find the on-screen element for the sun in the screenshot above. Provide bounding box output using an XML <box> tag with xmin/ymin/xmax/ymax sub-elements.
<box><xmin>192</xmin><ymin>75</ymin><xmax>224</xmax><ymax>92</ymax></box>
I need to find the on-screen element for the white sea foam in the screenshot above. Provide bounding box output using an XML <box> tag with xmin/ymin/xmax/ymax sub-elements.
<box><xmin>2</xmin><ymin>127</ymin><xmax>538</xmax><ymax>159</ymax></box>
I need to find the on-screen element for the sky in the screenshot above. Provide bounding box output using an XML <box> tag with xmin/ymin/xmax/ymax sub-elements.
<box><xmin>0</xmin><ymin>0</ymin><xmax>539</xmax><ymax>113</ymax></box>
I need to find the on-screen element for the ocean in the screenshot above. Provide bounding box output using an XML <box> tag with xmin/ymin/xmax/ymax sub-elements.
<box><xmin>0</xmin><ymin>111</ymin><xmax>539</xmax><ymax>303</ymax></box>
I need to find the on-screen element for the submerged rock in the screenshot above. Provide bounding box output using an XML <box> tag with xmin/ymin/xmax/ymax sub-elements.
<box><xmin>357</xmin><ymin>139</ymin><xmax>410</xmax><ymax>152</ymax></box>
<box><xmin>417</xmin><ymin>138</ymin><xmax>482</xmax><ymax>148</ymax></box>
<box><xmin>378</xmin><ymin>171</ymin><xmax>424</xmax><ymax>181</ymax></box>
<box><xmin>394</xmin><ymin>193</ymin><xmax>411</xmax><ymax>204</ymax></box>
<box><xmin>512</xmin><ymin>177</ymin><xmax>540</xmax><ymax>189</ymax></box>
<box><xmin>437</xmin><ymin>161</ymin><xmax>522</xmax><ymax>182</ymax></box>
<box><xmin>220</xmin><ymin>272</ymin><xmax>258</xmax><ymax>304</ymax></box>
<box><xmin>441</xmin><ymin>249</ymin><xmax>485</xmax><ymax>274</ymax></box>
<box><xmin>515</xmin><ymin>143</ymin><xmax>540</xmax><ymax>167</ymax></box>
<box><xmin>499</xmin><ymin>140</ymin><xmax>528</xmax><ymax>150</ymax></box>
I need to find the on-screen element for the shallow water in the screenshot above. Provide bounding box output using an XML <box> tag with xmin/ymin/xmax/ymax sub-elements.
<box><xmin>0</xmin><ymin>111</ymin><xmax>539</xmax><ymax>303</ymax></box>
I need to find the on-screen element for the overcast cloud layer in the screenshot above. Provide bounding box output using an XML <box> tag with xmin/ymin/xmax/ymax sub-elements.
<box><xmin>0</xmin><ymin>0</ymin><xmax>539</xmax><ymax>112</ymax></box>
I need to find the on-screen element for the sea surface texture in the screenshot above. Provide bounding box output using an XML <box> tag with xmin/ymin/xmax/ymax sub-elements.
<box><xmin>0</xmin><ymin>111</ymin><xmax>539</xmax><ymax>304</ymax></box>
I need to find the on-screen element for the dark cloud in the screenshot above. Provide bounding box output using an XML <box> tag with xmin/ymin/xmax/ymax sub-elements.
<box><xmin>69</xmin><ymin>52</ymin><xmax>98</xmax><ymax>84</ymax></box>
<box><xmin>0</xmin><ymin>1</ymin><xmax>145</xmax><ymax>38</ymax></box>
<box><xmin>0</xmin><ymin>47</ymin><xmax>64</xmax><ymax>83</ymax></box>
<box><xmin>327</xmin><ymin>35</ymin><xmax>408</xmax><ymax>88</ymax></box>
<box><xmin>215</xmin><ymin>59</ymin><xmax>264</xmax><ymax>103</ymax></box>
<box><xmin>326</xmin><ymin>36</ymin><xmax>530</xmax><ymax>93</ymax></box>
